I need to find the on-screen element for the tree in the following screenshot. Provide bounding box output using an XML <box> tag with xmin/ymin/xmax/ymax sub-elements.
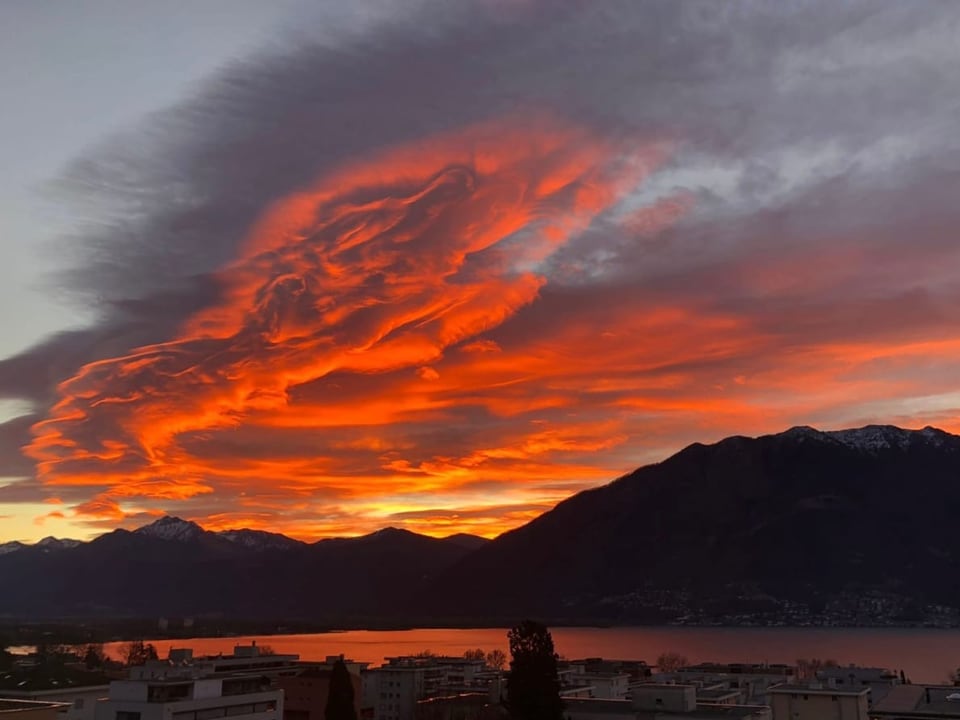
<box><xmin>123</xmin><ymin>640</ymin><xmax>159</xmax><ymax>667</ymax></box>
<box><xmin>325</xmin><ymin>659</ymin><xmax>358</xmax><ymax>720</ymax></box>
<box><xmin>506</xmin><ymin>620</ymin><xmax>563</xmax><ymax>720</ymax></box>
<box><xmin>487</xmin><ymin>649</ymin><xmax>507</xmax><ymax>671</ymax></box>
<box><xmin>0</xmin><ymin>634</ymin><xmax>11</xmax><ymax>671</ymax></box>
<box><xmin>796</xmin><ymin>658</ymin><xmax>838</xmax><ymax>681</ymax></box>
<box><xmin>464</xmin><ymin>648</ymin><xmax>487</xmax><ymax>663</ymax></box>
<box><xmin>84</xmin><ymin>644</ymin><xmax>106</xmax><ymax>669</ymax></box>
<box><xmin>656</xmin><ymin>652</ymin><xmax>688</xmax><ymax>673</ymax></box>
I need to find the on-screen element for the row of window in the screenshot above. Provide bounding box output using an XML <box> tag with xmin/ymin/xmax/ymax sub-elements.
<box><xmin>168</xmin><ymin>701</ymin><xmax>277</xmax><ymax>720</ymax></box>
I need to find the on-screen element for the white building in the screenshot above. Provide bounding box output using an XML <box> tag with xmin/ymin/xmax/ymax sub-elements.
<box><xmin>0</xmin><ymin>686</ymin><xmax>108</xmax><ymax>720</ymax></box>
<box><xmin>361</xmin><ymin>667</ymin><xmax>425</xmax><ymax>720</ymax></box>
<box><xmin>94</xmin><ymin>672</ymin><xmax>283</xmax><ymax>720</ymax></box>
<box><xmin>768</xmin><ymin>682</ymin><xmax>868</xmax><ymax>720</ymax></box>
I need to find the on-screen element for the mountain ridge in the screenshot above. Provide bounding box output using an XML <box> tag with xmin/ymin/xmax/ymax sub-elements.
<box><xmin>2</xmin><ymin>423</ymin><xmax>960</xmax><ymax>625</ymax></box>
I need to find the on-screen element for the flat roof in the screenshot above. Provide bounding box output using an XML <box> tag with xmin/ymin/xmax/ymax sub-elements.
<box><xmin>562</xmin><ymin>699</ymin><xmax>633</xmax><ymax>716</ymax></box>
<box><xmin>0</xmin><ymin>700</ymin><xmax>70</xmax><ymax>713</ymax></box>
<box><xmin>769</xmin><ymin>684</ymin><xmax>869</xmax><ymax>696</ymax></box>
<box><xmin>691</xmin><ymin>703</ymin><xmax>772</xmax><ymax>718</ymax></box>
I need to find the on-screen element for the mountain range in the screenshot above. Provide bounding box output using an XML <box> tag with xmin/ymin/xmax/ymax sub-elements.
<box><xmin>2</xmin><ymin>424</ymin><xmax>960</xmax><ymax>626</ymax></box>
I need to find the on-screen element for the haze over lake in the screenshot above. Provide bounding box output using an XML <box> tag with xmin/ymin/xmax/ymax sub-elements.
<box><xmin>104</xmin><ymin>627</ymin><xmax>960</xmax><ymax>685</ymax></box>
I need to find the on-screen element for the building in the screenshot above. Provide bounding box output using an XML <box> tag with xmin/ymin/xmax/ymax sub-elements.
<box><xmin>870</xmin><ymin>685</ymin><xmax>960</xmax><ymax>719</ymax></box>
<box><xmin>563</xmin><ymin>693</ymin><xmax>770</xmax><ymax>720</ymax></box>
<box><xmin>0</xmin><ymin>686</ymin><xmax>108</xmax><ymax>720</ymax></box>
<box><xmin>815</xmin><ymin>667</ymin><xmax>900</xmax><ymax>707</ymax></box>
<box><xmin>657</xmin><ymin>664</ymin><xmax>796</xmax><ymax>706</ymax></box>
<box><xmin>414</xmin><ymin>693</ymin><xmax>504</xmax><ymax>720</ymax></box>
<box><xmin>362</xmin><ymin>666</ymin><xmax>426</xmax><ymax>720</ymax></box>
<box><xmin>278</xmin><ymin>660</ymin><xmax>363</xmax><ymax>720</ymax></box>
<box><xmin>0</xmin><ymin>700</ymin><xmax>71</xmax><ymax>720</ymax></box>
<box><xmin>94</xmin><ymin>671</ymin><xmax>283</xmax><ymax>720</ymax></box>
<box><xmin>564</xmin><ymin>664</ymin><xmax>631</xmax><ymax>700</ymax></box>
<box><xmin>768</xmin><ymin>682</ymin><xmax>869</xmax><ymax>720</ymax></box>
<box><xmin>146</xmin><ymin>644</ymin><xmax>300</xmax><ymax>680</ymax></box>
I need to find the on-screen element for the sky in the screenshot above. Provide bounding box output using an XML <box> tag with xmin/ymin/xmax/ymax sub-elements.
<box><xmin>1</xmin><ymin>0</ymin><xmax>959</xmax><ymax>544</ymax></box>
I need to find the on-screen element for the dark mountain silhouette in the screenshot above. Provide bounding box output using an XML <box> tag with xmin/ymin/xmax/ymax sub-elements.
<box><xmin>0</xmin><ymin>518</ymin><xmax>480</xmax><ymax>620</ymax></box>
<box><xmin>426</xmin><ymin>424</ymin><xmax>960</xmax><ymax>623</ymax></box>
<box><xmin>2</xmin><ymin>425</ymin><xmax>960</xmax><ymax>625</ymax></box>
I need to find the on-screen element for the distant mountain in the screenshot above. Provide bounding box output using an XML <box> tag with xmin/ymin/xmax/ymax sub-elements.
<box><xmin>443</xmin><ymin>533</ymin><xmax>491</xmax><ymax>551</ymax></box>
<box><xmin>0</xmin><ymin>540</ymin><xmax>26</xmax><ymax>556</ymax></box>
<box><xmin>218</xmin><ymin>528</ymin><xmax>306</xmax><ymax>551</ymax></box>
<box><xmin>0</xmin><ymin>518</ymin><xmax>473</xmax><ymax>620</ymax></box>
<box><xmin>3</xmin><ymin>424</ymin><xmax>960</xmax><ymax>626</ymax></box>
<box><xmin>35</xmin><ymin>537</ymin><xmax>82</xmax><ymax>551</ymax></box>
<box><xmin>426</xmin><ymin>424</ymin><xmax>960</xmax><ymax>624</ymax></box>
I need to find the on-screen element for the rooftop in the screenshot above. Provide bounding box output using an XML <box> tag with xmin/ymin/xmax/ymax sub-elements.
<box><xmin>0</xmin><ymin>700</ymin><xmax>70</xmax><ymax>714</ymax></box>
<box><xmin>769</xmin><ymin>683</ymin><xmax>869</xmax><ymax>697</ymax></box>
<box><xmin>562</xmin><ymin>699</ymin><xmax>633</xmax><ymax>716</ymax></box>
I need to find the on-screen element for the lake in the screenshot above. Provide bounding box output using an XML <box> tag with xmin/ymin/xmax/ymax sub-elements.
<box><xmin>104</xmin><ymin>626</ymin><xmax>960</xmax><ymax>684</ymax></box>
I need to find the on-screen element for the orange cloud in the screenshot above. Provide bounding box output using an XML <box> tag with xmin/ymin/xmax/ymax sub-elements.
<box><xmin>24</xmin><ymin>114</ymin><xmax>671</xmax><ymax>539</ymax></box>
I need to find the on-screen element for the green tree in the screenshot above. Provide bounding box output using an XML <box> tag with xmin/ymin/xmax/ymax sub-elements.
<box><xmin>123</xmin><ymin>640</ymin><xmax>159</xmax><ymax>667</ymax></box>
<box><xmin>325</xmin><ymin>659</ymin><xmax>358</xmax><ymax>720</ymax></box>
<box><xmin>506</xmin><ymin>620</ymin><xmax>563</xmax><ymax>720</ymax></box>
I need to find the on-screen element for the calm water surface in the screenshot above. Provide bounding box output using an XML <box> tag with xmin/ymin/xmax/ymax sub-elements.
<box><xmin>104</xmin><ymin>627</ymin><xmax>960</xmax><ymax>684</ymax></box>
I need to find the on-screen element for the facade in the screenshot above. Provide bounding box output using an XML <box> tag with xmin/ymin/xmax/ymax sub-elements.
<box><xmin>870</xmin><ymin>685</ymin><xmax>960</xmax><ymax>719</ymax></box>
<box><xmin>361</xmin><ymin>667</ymin><xmax>426</xmax><ymax>720</ymax></box>
<box><xmin>656</xmin><ymin>665</ymin><xmax>796</xmax><ymax>707</ymax></box>
<box><xmin>0</xmin><ymin>686</ymin><xmax>108</xmax><ymax>720</ymax></box>
<box><xmin>0</xmin><ymin>700</ymin><xmax>71</xmax><ymax>720</ymax></box>
<box><xmin>815</xmin><ymin>667</ymin><xmax>900</xmax><ymax>707</ymax></box>
<box><xmin>768</xmin><ymin>683</ymin><xmax>868</xmax><ymax>720</ymax></box>
<box><xmin>144</xmin><ymin>645</ymin><xmax>300</xmax><ymax>680</ymax></box>
<box><xmin>278</xmin><ymin>665</ymin><xmax>362</xmax><ymax>720</ymax></box>
<box><xmin>95</xmin><ymin>673</ymin><xmax>283</xmax><ymax>720</ymax></box>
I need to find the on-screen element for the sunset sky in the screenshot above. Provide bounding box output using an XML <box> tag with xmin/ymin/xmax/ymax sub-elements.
<box><xmin>2</xmin><ymin>0</ymin><xmax>959</xmax><ymax>543</ymax></box>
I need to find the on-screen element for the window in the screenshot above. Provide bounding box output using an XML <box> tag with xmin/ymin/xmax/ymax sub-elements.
<box><xmin>197</xmin><ymin>708</ymin><xmax>226</xmax><ymax>720</ymax></box>
<box><xmin>226</xmin><ymin>705</ymin><xmax>255</xmax><ymax>717</ymax></box>
<box><xmin>117</xmin><ymin>712</ymin><xmax>141</xmax><ymax>720</ymax></box>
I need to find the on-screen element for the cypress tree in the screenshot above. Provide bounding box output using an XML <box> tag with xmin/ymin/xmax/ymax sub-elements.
<box><xmin>325</xmin><ymin>659</ymin><xmax>358</xmax><ymax>720</ymax></box>
<box><xmin>506</xmin><ymin>620</ymin><xmax>563</xmax><ymax>720</ymax></box>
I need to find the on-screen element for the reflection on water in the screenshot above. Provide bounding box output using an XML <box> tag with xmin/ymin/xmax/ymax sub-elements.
<box><xmin>103</xmin><ymin>626</ymin><xmax>960</xmax><ymax>684</ymax></box>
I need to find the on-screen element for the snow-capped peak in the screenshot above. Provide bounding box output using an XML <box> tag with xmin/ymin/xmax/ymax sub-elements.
<box><xmin>135</xmin><ymin>516</ymin><xmax>205</xmax><ymax>541</ymax></box>
<box><xmin>36</xmin><ymin>537</ymin><xmax>82</xmax><ymax>550</ymax></box>
<box><xmin>827</xmin><ymin>425</ymin><xmax>917</xmax><ymax>452</ymax></box>
<box><xmin>0</xmin><ymin>541</ymin><xmax>26</xmax><ymax>555</ymax></box>
<box><xmin>821</xmin><ymin>424</ymin><xmax>953</xmax><ymax>452</ymax></box>
<box><xmin>217</xmin><ymin>529</ymin><xmax>301</xmax><ymax>551</ymax></box>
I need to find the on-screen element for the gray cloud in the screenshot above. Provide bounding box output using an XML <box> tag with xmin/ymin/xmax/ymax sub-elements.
<box><xmin>1</xmin><ymin>0</ymin><xmax>958</xmax><ymax>537</ymax></box>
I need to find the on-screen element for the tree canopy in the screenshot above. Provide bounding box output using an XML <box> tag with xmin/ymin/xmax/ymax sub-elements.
<box><xmin>506</xmin><ymin>620</ymin><xmax>563</xmax><ymax>720</ymax></box>
<box><xmin>325</xmin><ymin>659</ymin><xmax>358</xmax><ymax>720</ymax></box>
<box><xmin>123</xmin><ymin>640</ymin><xmax>158</xmax><ymax>667</ymax></box>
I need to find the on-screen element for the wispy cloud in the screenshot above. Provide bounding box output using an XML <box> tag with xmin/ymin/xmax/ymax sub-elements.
<box><xmin>1</xmin><ymin>0</ymin><xmax>958</xmax><ymax>539</ymax></box>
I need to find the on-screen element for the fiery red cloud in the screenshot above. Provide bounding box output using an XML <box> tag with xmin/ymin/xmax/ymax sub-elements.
<box><xmin>25</xmin><ymin>115</ymin><xmax>677</xmax><ymax>538</ymax></box>
<box><xmin>22</xmin><ymin>114</ymin><xmax>960</xmax><ymax>541</ymax></box>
